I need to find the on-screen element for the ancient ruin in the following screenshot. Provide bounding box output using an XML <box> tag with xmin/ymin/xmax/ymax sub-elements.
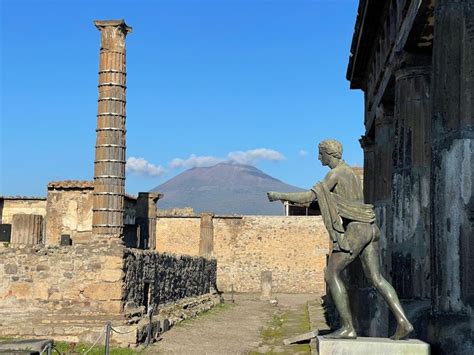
<box><xmin>347</xmin><ymin>0</ymin><xmax>474</xmax><ymax>353</ymax></box>
<box><xmin>93</xmin><ymin>20</ymin><xmax>131</xmax><ymax>237</ymax></box>
<box><xmin>1</xmin><ymin>1</ymin><xmax>472</xmax><ymax>352</ymax></box>
<box><xmin>0</xmin><ymin>20</ymin><xmax>219</xmax><ymax>346</ymax></box>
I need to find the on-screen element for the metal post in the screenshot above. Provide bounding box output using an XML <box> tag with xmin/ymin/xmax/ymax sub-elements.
<box><xmin>231</xmin><ymin>284</ymin><xmax>234</xmax><ymax>303</ymax></box>
<box><xmin>146</xmin><ymin>304</ymin><xmax>154</xmax><ymax>345</ymax></box>
<box><xmin>105</xmin><ymin>321</ymin><xmax>111</xmax><ymax>355</ymax></box>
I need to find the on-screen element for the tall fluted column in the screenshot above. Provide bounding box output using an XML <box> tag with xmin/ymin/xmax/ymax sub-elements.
<box><xmin>431</xmin><ymin>0</ymin><xmax>474</xmax><ymax>313</ymax></box>
<box><xmin>391</xmin><ymin>65</ymin><xmax>431</xmax><ymax>300</ymax></box>
<box><xmin>92</xmin><ymin>20</ymin><xmax>132</xmax><ymax>236</ymax></box>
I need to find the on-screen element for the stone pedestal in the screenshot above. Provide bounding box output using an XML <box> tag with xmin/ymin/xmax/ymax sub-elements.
<box><xmin>316</xmin><ymin>336</ymin><xmax>429</xmax><ymax>355</ymax></box>
<box><xmin>260</xmin><ymin>270</ymin><xmax>272</xmax><ymax>300</ymax></box>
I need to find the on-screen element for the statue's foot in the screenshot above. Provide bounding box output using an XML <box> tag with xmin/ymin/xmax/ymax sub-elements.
<box><xmin>324</xmin><ymin>326</ymin><xmax>357</xmax><ymax>339</ymax></box>
<box><xmin>390</xmin><ymin>320</ymin><xmax>414</xmax><ymax>340</ymax></box>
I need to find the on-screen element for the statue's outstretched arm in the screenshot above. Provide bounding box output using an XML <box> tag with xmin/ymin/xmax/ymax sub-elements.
<box><xmin>267</xmin><ymin>190</ymin><xmax>316</xmax><ymax>204</ymax></box>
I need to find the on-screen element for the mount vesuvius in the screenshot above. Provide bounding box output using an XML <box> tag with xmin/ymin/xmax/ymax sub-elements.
<box><xmin>151</xmin><ymin>163</ymin><xmax>305</xmax><ymax>215</ymax></box>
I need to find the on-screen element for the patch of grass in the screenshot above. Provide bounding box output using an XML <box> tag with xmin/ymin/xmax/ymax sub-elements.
<box><xmin>54</xmin><ymin>341</ymin><xmax>137</xmax><ymax>354</ymax></box>
<box><xmin>0</xmin><ymin>338</ymin><xmax>136</xmax><ymax>355</ymax></box>
<box><xmin>298</xmin><ymin>302</ymin><xmax>311</xmax><ymax>333</ymax></box>
<box><xmin>260</xmin><ymin>311</ymin><xmax>287</xmax><ymax>341</ymax></box>
<box><xmin>251</xmin><ymin>304</ymin><xmax>312</xmax><ymax>354</ymax></box>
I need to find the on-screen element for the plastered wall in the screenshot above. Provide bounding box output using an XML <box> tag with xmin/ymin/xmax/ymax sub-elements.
<box><xmin>0</xmin><ymin>199</ymin><xmax>47</xmax><ymax>224</ymax></box>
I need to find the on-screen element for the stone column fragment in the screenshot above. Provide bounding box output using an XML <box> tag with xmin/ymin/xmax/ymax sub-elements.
<box><xmin>199</xmin><ymin>213</ymin><xmax>214</xmax><ymax>257</ymax></box>
<box><xmin>11</xmin><ymin>214</ymin><xmax>43</xmax><ymax>245</ymax></box>
<box><xmin>92</xmin><ymin>19</ymin><xmax>132</xmax><ymax>236</ymax></box>
<box><xmin>136</xmin><ymin>192</ymin><xmax>162</xmax><ymax>249</ymax></box>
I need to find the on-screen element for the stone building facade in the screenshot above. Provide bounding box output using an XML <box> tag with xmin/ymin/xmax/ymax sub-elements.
<box><xmin>347</xmin><ymin>1</ymin><xmax>473</xmax><ymax>353</ymax></box>
<box><xmin>156</xmin><ymin>214</ymin><xmax>330</xmax><ymax>294</ymax></box>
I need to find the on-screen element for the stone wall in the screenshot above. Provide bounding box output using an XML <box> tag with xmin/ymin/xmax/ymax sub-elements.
<box><xmin>156</xmin><ymin>217</ymin><xmax>201</xmax><ymax>256</ymax></box>
<box><xmin>1</xmin><ymin>186</ymin><xmax>146</xmax><ymax>248</ymax></box>
<box><xmin>0</xmin><ymin>239</ymin><xmax>124</xmax><ymax>316</ymax></box>
<box><xmin>0</xmin><ymin>238</ymin><xmax>219</xmax><ymax>345</ymax></box>
<box><xmin>156</xmin><ymin>215</ymin><xmax>330</xmax><ymax>294</ymax></box>
<box><xmin>45</xmin><ymin>182</ymin><xmax>95</xmax><ymax>245</ymax></box>
<box><xmin>44</xmin><ymin>181</ymin><xmax>138</xmax><ymax>246</ymax></box>
<box><xmin>0</xmin><ymin>238</ymin><xmax>125</xmax><ymax>343</ymax></box>
<box><xmin>0</xmin><ymin>198</ymin><xmax>47</xmax><ymax>224</ymax></box>
<box><xmin>122</xmin><ymin>249</ymin><xmax>217</xmax><ymax>310</ymax></box>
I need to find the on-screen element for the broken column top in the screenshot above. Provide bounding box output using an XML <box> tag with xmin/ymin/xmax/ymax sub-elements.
<box><xmin>94</xmin><ymin>19</ymin><xmax>132</xmax><ymax>33</ymax></box>
<box><xmin>138</xmin><ymin>192</ymin><xmax>163</xmax><ymax>202</ymax></box>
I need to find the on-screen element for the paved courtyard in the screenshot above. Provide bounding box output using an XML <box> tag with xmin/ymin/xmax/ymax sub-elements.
<box><xmin>146</xmin><ymin>293</ymin><xmax>329</xmax><ymax>355</ymax></box>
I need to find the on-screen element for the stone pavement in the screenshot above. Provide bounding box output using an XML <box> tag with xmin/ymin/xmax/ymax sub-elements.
<box><xmin>146</xmin><ymin>293</ymin><xmax>328</xmax><ymax>355</ymax></box>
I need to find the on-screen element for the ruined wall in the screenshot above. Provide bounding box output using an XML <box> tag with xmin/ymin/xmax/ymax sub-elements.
<box><xmin>214</xmin><ymin>216</ymin><xmax>329</xmax><ymax>294</ymax></box>
<box><xmin>156</xmin><ymin>215</ymin><xmax>330</xmax><ymax>294</ymax></box>
<box><xmin>0</xmin><ymin>239</ymin><xmax>219</xmax><ymax>345</ymax></box>
<box><xmin>0</xmin><ymin>239</ymin><xmax>125</xmax><ymax>342</ymax></box>
<box><xmin>45</xmin><ymin>182</ymin><xmax>137</xmax><ymax>246</ymax></box>
<box><xmin>45</xmin><ymin>182</ymin><xmax>94</xmax><ymax>245</ymax></box>
<box><xmin>156</xmin><ymin>217</ymin><xmax>201</xmax><ymax>256</ymax></box>
<box><xmin>0</xmin><ymin>239</ymin><xmax>124</xmax><ymax>314</ymax></box>
<box><xmin>0</xmin><ymin>198</ymin><xmax>47</xmax><ymax>224</ymax></box>
<box><xmin>122</xmin><ymin>249</ymin><xmax>217</xmax><ymax>310</ymax></box>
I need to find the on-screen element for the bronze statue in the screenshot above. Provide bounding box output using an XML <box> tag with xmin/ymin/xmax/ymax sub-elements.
<box><xmin>267</xmin><ymin>139</ymin><xmax>413</xmax><ymax>340</ymax></box>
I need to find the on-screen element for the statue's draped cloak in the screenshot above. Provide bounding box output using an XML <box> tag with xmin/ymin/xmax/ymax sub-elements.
<box><xmin>312</xmin><ymin>182</ymin><xmax>375</xmax><ymax>253</ymax></box>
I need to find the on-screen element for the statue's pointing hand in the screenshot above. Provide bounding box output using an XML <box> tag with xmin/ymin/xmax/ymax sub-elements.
<box><xmin>267</xmin><ymin>191</ymin><xmax>280</xmax><ymax>202</ymax></box>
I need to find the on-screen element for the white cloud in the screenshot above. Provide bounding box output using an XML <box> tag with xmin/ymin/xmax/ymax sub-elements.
<box><xmin>299</xmin><ymin>149</ymin><xmax>308</xmax><ymax>157</ymax></box>
<box><xmin>169</xmin><ymin>154</ymin><xmax>224</xmax><ymax>169</ymax></box>
<box><xmin>126</xmin><ymin>157</ymin><xmax>166</xmax><ymax>177</ymax></box>
<box><xmin>227</xmin><ymin>148</ymin><xmax>285</xmax><ymax>165</ymax></box>
<box><xmin>168</xmin><ymin>148</ymin><xmax>285</xmax><ymax>170</ymax></box>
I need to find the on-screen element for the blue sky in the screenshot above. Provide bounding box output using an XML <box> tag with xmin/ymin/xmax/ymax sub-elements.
<box><xmin>1</xmin><ymin>0</ymin><xmax>363</xmax><ymax>196</ymax></box>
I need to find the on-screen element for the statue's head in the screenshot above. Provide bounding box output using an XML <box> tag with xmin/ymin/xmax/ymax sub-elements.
<box><xmin>318</xmin><ymin>139</ymin><xmax>343</xmax><ymax>166</ymax></box>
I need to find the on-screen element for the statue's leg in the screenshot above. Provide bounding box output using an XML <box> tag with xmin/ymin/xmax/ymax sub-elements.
<box><xmin>324</xmin><ymin>222</ymin><xmax>372</xmax><ymax>339</ymax></box>
<box><xmin>360</xmin><ymin>239</ymin><xmax>414</xmax><ymax>340</ymax></box>
<box><xmin>324</xmin><ymin>250</ymin><xmax>359</xmax><ymax>339</ymax></box>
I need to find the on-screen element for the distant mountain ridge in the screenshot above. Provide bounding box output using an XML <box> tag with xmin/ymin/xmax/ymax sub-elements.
<box><xmin>151</xmin><ymin>163</ymin><xmax>305</xmax><ymax>215</ymax></box>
